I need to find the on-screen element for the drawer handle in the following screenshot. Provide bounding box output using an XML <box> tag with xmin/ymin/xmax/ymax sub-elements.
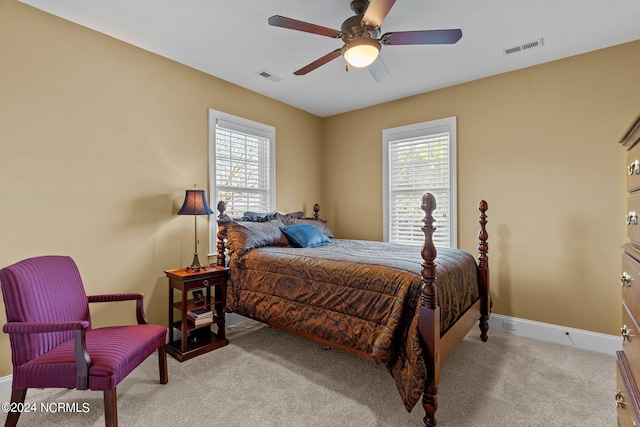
<box><xmin>203</xmin><ymin>279</ymin><xmax>209</xmax><ymax>286</ymax></box>
<box><xmin>622</xmin><ymin>325</ymin><xmax>632</xmax><ymax>341</ymax></box>
<box><xmin>621</xmin><ymin>272</ymin><xmax>633</xmax><ymax>287</ymax></box>
<box><xmin>616</xmin><ymin>389</ymin><xmax>627</xmax><ymax>408</ymax></box>
<box><xmin>629</xmin><ymin>160</ymin><xmax>640</xmax><ymax>175</ymax></box>
<box><xmin>627</xmin><ymin>212</ymin><xmax>638</xmax><ymax>225</ymax></box>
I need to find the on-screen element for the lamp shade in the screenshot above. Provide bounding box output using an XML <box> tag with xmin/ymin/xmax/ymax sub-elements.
<box><xmin>177</xmin><ymin>190</ymin><xmax>214</xmax><ymax>216</ymax></box>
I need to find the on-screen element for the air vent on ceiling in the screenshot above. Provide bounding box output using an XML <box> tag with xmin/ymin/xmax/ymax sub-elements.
<box><xmin>502</xmin><ymin>38</ymin><xmax>544</xmax><ymax>56</ymax></box>
<box><xmin>256</xmin><ymin>69</ymin><xmax>283</xmax><ymax>83</ymax></box>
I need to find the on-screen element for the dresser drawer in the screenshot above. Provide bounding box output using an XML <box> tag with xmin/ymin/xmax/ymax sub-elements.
<box><xmin>618</xmin><ymin>351</ymin><xmax>640</xmax><ymax>426</ymax></box>
<box><xmin>623</xmin><ymin>254</ymin><xmax>640</xmax><ymax>318</ymax></box>
<box><xmin>623</xmin><ymin>303</ymin><xmax>640</xmax><ymax>381</ymax></box>
<box><xmin>627</xmin><ymin>193</ymin><xmax>640</xmax><ymax>244</ymax></box>
<box><xmin>618</xmin><ymin>368</ymin><xmax>639</xmax><ymax>426</ymax></box>
<box><xmin>628</xmin><ymin>142</ymin><xmax>640</xmax><ymax>193</ymax></box>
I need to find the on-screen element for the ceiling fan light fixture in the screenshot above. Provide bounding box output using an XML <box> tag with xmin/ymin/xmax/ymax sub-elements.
<box><xmin>342</xmin><ymin>38</ymin><xmax>381</xmax><ymax>68</ymax></box>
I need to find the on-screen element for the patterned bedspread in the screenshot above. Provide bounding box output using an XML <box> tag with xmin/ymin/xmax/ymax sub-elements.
<box><xmin>226</xmin><ymin>239</ymin><xmax>478</xmax><ymax>411</ymax></box>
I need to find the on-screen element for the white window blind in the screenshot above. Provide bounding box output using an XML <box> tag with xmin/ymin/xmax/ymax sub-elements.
<box><xmin>209</xmin><ymin>109</ymin><xmax>275</xmax><ymax>219</ymax></box>
<box><xmin>383</xmin><ymin>117</ymin><xmax>457</xmax><ymax>247</ymax></box>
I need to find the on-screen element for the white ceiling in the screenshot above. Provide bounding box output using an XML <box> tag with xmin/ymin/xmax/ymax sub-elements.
<box><xmin>19</xmin><ymin>0</ymin><xmax>640</xmax><ymax>117</ymax></box>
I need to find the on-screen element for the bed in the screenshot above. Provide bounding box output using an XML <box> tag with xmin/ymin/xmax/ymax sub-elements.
<box><xmin>215</xmin><ymin>193</ymin><xmax>489</xmax><ymax>426</ymax></box>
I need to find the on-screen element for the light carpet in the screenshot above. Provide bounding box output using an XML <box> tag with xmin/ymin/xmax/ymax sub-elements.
<box><xmin>2</xmin><ymin>320</ymin><xmax>617</xmax><ymax>426</ymax></box>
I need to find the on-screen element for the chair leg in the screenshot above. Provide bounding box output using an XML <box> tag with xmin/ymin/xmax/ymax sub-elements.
<box><xmin>103</xmin><ymin>389</ymin><xmax>118</xmax><ymax>427</ymax></box>
<box><xmin>5</xmin><ymin>388</ymin><xmax>27</xmax><ymax>427</ymax></box>
<box><xmin>158</xmin><ymin>345</ymin><xmax>168</xmax><ymax>384</ymax></box>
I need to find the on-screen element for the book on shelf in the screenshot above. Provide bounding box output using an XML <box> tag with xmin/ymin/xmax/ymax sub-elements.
<box><xmin>190</xmin><ymin>316</ymin><xmax>214</xmax><ymax>327</ymax></box>
<box><xmin>188</xmin><ymin>308</ymin><xmax>213</xmax><ymax>319</ymax></box>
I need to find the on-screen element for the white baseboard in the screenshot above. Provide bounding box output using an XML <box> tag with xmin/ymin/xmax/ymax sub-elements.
<box><xmin>0</xmin><ymin>374</ymin><xmax>12</xmax><ymax>402</ymax></box>
<box><xmin>489</xmin><ymin>314</ymin><xmax>622</xmax><ymax>356</ymax></box>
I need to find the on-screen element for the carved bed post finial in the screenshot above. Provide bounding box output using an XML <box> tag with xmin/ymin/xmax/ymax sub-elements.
<box><xmin>313</xmin><ymin>203</ymin><xmax>320</xmax><ymax>220</ymax></box>
<box><xmin>420</xmin><ymin>193</ymin><xmax>438</xmax><ymax>309</ymax></box>
<box><xmin>216</xmin><ymin>201</ymin><xmax>227</xmax><ymax>267</ymax></box>
<box><xmin>217</xmin><ymin>200</ymin><xmax>226</xmax><ymax>216</ymax></box>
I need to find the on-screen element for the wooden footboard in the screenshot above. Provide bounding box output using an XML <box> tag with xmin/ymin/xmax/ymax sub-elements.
<box><xmin>418</xmin><ymin>193</ymin><xmax>489</xmax><ymax>426</ymax></box>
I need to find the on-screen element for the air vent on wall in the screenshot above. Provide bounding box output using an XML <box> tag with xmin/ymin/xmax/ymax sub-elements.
<box><xmin>502</xmin><ymin>38</ymin><xmax>544</xmax><ymax>56</ymax></box>
<box><xmin>255</xmin><ymin>69</ymin><xmax>283</xmax><ymax>83</ymax></box>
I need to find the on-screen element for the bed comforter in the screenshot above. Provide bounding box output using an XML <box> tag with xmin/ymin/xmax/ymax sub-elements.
<box><xmin>226</xmin><ymin>239</ymin><xmax>479</xmax><ymax>410</ymax></box>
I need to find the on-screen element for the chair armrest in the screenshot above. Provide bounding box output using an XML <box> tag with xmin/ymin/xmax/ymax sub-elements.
<box><xmin>87</xmin><ymin>293</ymin><xmax>147</xmax><ymax>325</ymax></box>
<box><xmin>3</xmin><ymin>320</ymin><xmax>90</xmax><ymax>334</ymax></box>
<box><xmin>88</xmin><ymin>293</ymin><xmax>143</xmax><ymax>302</ymax></box>
<box><xmin>3</xmin><ymin>321</ymin><xmax>92</xmax><ymax>390</ymax></box>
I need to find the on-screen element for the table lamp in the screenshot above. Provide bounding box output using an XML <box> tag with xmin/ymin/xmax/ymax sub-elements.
<box><xmin>177</xmin><ymin>189</ymin><xmax>214</xmax><ymax>272</ymax></box>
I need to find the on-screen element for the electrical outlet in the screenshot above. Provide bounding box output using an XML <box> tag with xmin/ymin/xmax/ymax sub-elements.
<box><xmin>502</xmin><ymin>320</ymin><xmax>517</xmax><ymax>331</ymax></box>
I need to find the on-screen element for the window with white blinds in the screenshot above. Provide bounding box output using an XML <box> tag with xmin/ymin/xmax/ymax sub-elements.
<box><xmin>208</xmin><ymin>109</ymin><xmax>275</xmax><ymax>219</ymax></box>
<box><xmin>383</xmin><ymin>117</ymin><xmax>457</xmax><ymax>247</ymax></box>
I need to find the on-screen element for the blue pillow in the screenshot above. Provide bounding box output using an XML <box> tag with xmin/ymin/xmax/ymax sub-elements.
<box><xmin>280</xmin><ymin>224</ymin><xmax>331</xmax><ymax>248</ymax></box>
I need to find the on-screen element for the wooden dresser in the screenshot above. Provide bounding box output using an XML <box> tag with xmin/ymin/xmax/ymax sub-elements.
<box><xmin>619</xmin><ymin>115</ymin><xmax>640</xmax><ymax>426</ymax></box>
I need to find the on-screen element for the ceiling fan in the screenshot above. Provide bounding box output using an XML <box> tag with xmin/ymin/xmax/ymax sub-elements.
<box><xmin>268</xmin><ymin>0</ymin><xmax>462</xmax><ymax>82</ymax></box>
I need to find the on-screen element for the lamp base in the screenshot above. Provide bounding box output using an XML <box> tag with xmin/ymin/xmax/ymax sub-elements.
<box><xmin>186</xmin><ymin>253</ymin><xmax>206</xmax><ymax>272</ymax></box>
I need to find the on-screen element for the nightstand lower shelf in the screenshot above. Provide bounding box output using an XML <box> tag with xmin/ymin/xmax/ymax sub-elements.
<box><xmin>166</xmin><ymin>331</ymin><xmax>229</xmax><ymax>362</ymax></box>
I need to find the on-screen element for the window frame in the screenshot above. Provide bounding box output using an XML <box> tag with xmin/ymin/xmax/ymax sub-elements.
<box><xmin>208</xmin><ymin>109</ymin><xmax>276</xmax><ymax>247</ymax></box>
<box><xmin>382</xmin><ymin>116</ymin><xmax>457</xmax><ymax>248</ymax></box>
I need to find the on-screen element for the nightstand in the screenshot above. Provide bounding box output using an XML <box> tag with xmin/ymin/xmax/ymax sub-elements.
<box><xmin>165</xmin><ymin>265</ymin><xmax>229</xmax><ymax>361</ymax></box>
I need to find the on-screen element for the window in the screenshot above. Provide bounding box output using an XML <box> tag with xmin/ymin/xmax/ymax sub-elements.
<box><xmin>208</xmin><ymin>109</ymin><xmax>276</xmax><ymax>219</ymax></box>
<box><xmin>382</xmin><ymin>116</ymin><xmax>457</xmax><ymax>247</ymax></box>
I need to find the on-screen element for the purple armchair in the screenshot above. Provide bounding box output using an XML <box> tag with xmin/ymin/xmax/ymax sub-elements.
<box><xmin>0</xmin><ymin>256</ymin><xmax>168</xmax><ymax>427</ymax></box>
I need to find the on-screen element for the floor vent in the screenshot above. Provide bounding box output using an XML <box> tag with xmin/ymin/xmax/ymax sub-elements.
<box><xmin>503</xmin><ymin>38</ymin><xmax>544</xmax><ymax>56</ymax></box>
<box><xmin>256</xmin><ymin>69</ymin><xmax>283</xmax><ymax>83</ymax></box>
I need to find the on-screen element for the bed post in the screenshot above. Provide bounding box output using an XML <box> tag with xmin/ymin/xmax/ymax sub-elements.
<box><xmin>418</xmin><ymin>192</ymin><xmax>441</xmax><ymax>427</ymax></box>
<box><xmin>477</xmin><ymin>200</ymin><xmax>490</xmax><ymax>341</ymax></box>
<box><xmin>216</xmin><ymin>201</ymin><xmax>227</xmax><ymax>267</ymax></box>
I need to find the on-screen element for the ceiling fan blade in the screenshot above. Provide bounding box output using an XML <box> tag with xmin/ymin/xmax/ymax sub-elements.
<box><xmin>381</xmin><ymin>29</ymin><xmax>462</xmax><ymax>45</ymax></box>
<box><xmin>294</xmin><ymin>49</ymin><xmax>342</xmax><ymax>75</ymax></box>
<box><xmin>268</xmin><ymin>15</ymin><xmax>342</xmax><ymax>38</ymax></box>
<box><xmin>362</xmin><ymin>0</ymin><xmax>396</xmax><ymax>29</ymax></box>
<box><xmin>368</xmin><ymin>56</ymin><xmax>391</xmax><ymax>83</ymax></box>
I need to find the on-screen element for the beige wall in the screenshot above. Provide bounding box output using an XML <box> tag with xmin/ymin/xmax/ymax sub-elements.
<box><xmin>1</xmin><ymin>0</ymin><xmax>638</xmax><ymax>379</ymax></box>
<box><xmin>322</xmin><ymin>40</ymin><xmax>640</xmax><ymax>337</ymax></box>
<box><xmin>0</xmin><ymin>0</ymin><xmax>322</xmax><ymax>377</ymax></box>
